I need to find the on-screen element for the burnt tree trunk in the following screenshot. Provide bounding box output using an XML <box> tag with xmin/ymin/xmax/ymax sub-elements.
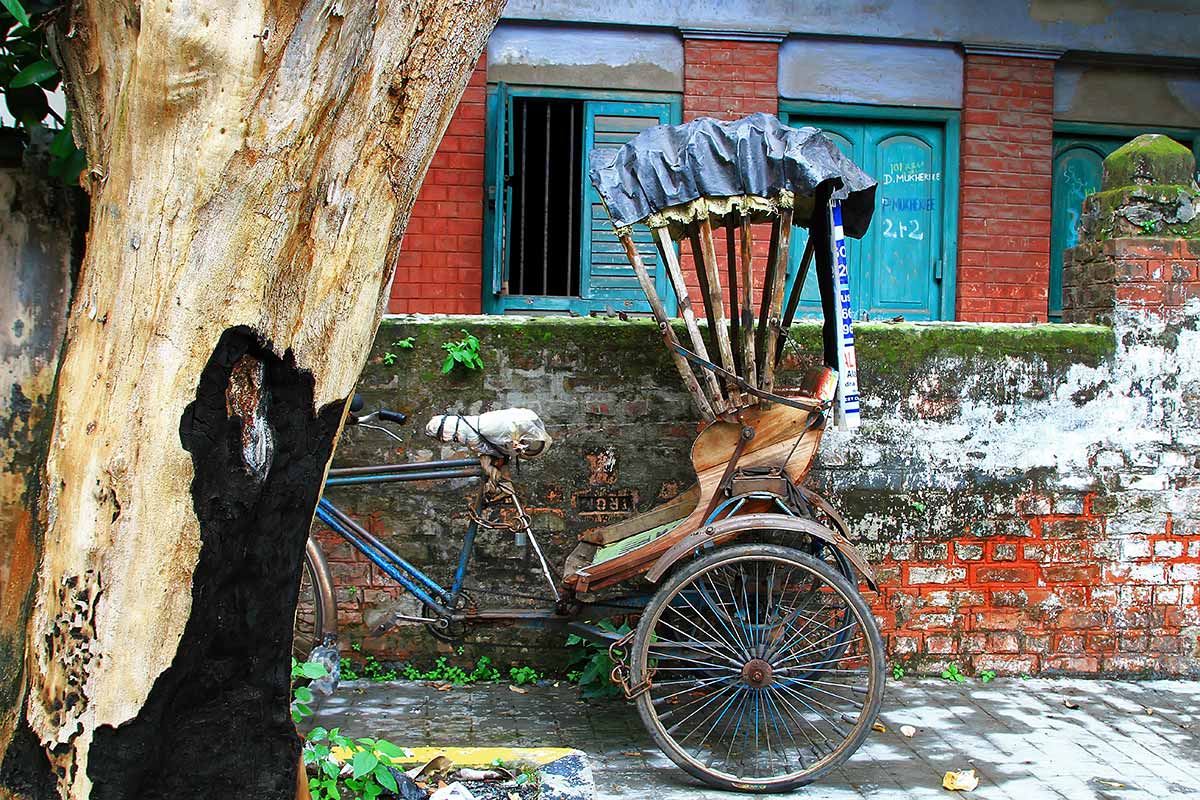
<box><xmin>1</xmin><ymin>1</ymin><xmax>503</xmax><ymax>798</ymax></box>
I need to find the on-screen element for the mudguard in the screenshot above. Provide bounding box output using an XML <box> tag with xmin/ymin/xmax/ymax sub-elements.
<box><xmin>644</xmin><ymin>511</ymin><xmax>879</xmax><ymax>591</ymax></box>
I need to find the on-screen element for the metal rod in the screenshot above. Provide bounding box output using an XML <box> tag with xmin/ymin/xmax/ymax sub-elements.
<box><xmin>761</xmin><ymin>206</ymin><xmax>794</xmax><ymax>395</ymax></box>
<box><xmin>654</xmin><ymin>227</ymin><xmax>726</xmax><ymax>415</ymax></box>
<box><xmin>567</xmin><ymin>105</ymin><xmax>576</xmax><ymax>295</ymax></box>
<box><xmin>726</xmin><ymin>217</ymin><xmax>741</xmax><ymax>375</ymax></box>
<box><xmin>328</xmin><ymin>459</ymin><xmax>479</xmax><ymax>477</ymax></box>
<box><xmin>543</xmin><ymin>103</ymin><xmax>551</xmax><ymax>294</ymax></box>
<box><xmin>324</xmin><ymin>468</ymin><xmax>483</xmax><ymax>487</ymax></box>
<box><xmin>620</xmin><ymin>232</ymin><xmax>716</xmax><ymax>421</ymax></box>
<box><xmin>517</xmin><ymin>101</ymin><xmax>527</xmax><ymax>295</ymax></box>
<box><xmin>777</xmin><ymin>235</ymin><xmax>815</xmax><ymax>369</ymax></box>
<box><xmin>320</xmin><ymin>501</ymin><xmax>450</xmax><ymax>607</ymax></box>
<box><xmin>739</xmin><ymin>214</ymin><xmax>758</xmax><ymax>390</ymax></box>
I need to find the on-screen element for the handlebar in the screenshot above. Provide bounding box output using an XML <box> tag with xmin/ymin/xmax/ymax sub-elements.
<box><xmin>345</xmin><ymin>394</ymin><xmax>407</xmax><ymax>427</ymax></box>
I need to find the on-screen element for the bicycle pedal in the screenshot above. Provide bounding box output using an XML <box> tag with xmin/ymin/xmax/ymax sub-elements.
<box><xmin>364</xmin><ymin>599</ymin><xmax>426</xmax><ymax>635</ymax></box>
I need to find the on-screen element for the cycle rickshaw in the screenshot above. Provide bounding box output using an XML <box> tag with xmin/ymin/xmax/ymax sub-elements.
<box><xmin>296</xmin><ymin>113</ymin><xmax>883</xmax><ymax>793</ymax></box>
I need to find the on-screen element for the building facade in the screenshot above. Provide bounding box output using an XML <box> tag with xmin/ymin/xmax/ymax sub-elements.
<box><xmin>388</xmin><ymin>1</ymin><xmax>1200</xmax><ymax>323</ymax></box>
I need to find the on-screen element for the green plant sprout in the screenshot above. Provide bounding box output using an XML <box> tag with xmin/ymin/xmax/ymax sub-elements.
<box><xmin>565</xmin><ymin>619</ymin><xmax>630</xmax><ymax>698</ymax></box>
<box><xmin>941</xmin><ymin>663</ymin><xmax>966</xmax><ymax>683</ymax></box>
<box><xmin>980</xmin><ymin>669</ymin><xmax>997</xmax><ymax>683</ymax></box>
<box><xmin>293</xmin><ymin>658</ymin><xmax>408</xmax><ymax>800</ymax></box>
<box><xmin>441</xmin><ymin>330</ymin><xmax>484</xmax><ymax>373</ymax></box>
<box><xmin>381</xmin><ymin>337</ymin><xmax>414</xmax><ymax>366</ymax></box>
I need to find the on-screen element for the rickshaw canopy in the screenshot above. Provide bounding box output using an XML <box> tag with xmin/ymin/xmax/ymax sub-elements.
<box><xmin>588</xmin><ymin>112</ymin><xmax>877</xmax><ymax>239</ymax></box>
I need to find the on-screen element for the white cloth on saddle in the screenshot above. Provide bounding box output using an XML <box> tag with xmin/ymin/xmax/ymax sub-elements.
<box><xmin>424</xmin><ymin>408</ymin><xmax>552</xmax><ymax>459</ymax></box>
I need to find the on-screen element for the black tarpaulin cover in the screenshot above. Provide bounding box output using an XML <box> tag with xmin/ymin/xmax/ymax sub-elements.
<box><xmin>588</xmin><ymin>113</ymin><xmax>877</xmax><ymax>238</ymax></box>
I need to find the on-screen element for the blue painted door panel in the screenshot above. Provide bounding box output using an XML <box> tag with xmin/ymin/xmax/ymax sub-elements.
<box><xmin>1049</xmin><ymin>137</ymin><xmax>1121</xmax><ymax>321</ymax></box>
<box><xmin>784</xmin><ymin>116</ymin><xmax>946</xmax><ymax>320</ymax></box>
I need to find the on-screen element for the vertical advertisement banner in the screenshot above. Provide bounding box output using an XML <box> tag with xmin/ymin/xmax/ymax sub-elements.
<box><xmin>830</xmin><ymin>201</ymin><xmax>861</xmax><ymax>430</ymax></box>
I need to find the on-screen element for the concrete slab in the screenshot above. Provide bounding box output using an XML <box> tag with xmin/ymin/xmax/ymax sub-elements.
<box><xmin>307</xmin><ymin>678</ymin><xmax>1200</xmax><ymax>799</ymax></box>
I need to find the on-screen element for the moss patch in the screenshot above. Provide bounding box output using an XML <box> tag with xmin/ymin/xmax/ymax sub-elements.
<box><xmin>1102</xmin><ymin>134</ymin><xmax>1196</xmax><ymax>190</ymax></box>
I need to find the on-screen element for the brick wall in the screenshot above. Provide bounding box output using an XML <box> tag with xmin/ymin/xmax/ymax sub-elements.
<box><xmin>956</xmin><ymin>53</ymin><xmax>1055</xmax><ymax>322</ymax></box>
<box><xmin>308</xmin><ymin>308</ymin><xmax>1199</xmax><ymax>678</ymax></box>
<box><xmin>681</xmin><ymin>38</ymin><xmax>780</xmax><ymax>311</ymax></box>
<box><xmin>388</xmin><ymin>57</ymin><xmax>487</xmax><ymax>314</ymax></box>
<box><xmin>1063</xmin><ymin>238</ymin><xmax>1200</xmax><ymax>324</ymax></box>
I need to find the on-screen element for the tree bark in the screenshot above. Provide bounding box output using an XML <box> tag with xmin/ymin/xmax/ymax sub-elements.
<box><xmin>2</xmin><ymin>1</ymin><xmax>503</xmax><ymax>797</ymax></box>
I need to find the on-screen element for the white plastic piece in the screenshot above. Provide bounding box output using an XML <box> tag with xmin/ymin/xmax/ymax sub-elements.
<box><xmin>425</xmin><ymin>408</ymin><xmax>552</xmax><ymax>459</ymax></box>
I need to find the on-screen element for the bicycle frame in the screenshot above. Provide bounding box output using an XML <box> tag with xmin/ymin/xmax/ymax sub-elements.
<box><xmin>317</xmin><ymin>458</ymin><xmax>486</xmax><ymax>617</ymax></box>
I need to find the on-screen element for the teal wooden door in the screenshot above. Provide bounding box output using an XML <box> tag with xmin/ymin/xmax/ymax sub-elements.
<box><xmin>1049</xmin><ymin>137</ymin><xmax>1123</xmax><ymax>321</ymax></box>
<box><xmin>784</xmin><ymin>118</ymin><xmax>946</xmax><ymax>320</ymax></box>
<box><xmin>581</xmin><ymin>100</ymin><xmax>675</xmax><ymax>311</ymax></box>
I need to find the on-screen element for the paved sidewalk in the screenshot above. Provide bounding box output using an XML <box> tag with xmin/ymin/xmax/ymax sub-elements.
<box><xmin>308</xmin><ymin>678</ymin><xmax>1199</xmax><ymax>799</ymax></box>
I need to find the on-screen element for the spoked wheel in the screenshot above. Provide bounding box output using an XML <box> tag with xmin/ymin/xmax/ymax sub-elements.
<box><xmin>631</xmin><ymin>543</ymin><xmax>884</xmax><ymax>793</ymax></box>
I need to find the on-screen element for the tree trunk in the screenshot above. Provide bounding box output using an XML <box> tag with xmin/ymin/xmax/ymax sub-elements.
<box><xmin>2</xmin><ymin>2</ymin><xmax>503</xmax><ymax>798</ymax></box>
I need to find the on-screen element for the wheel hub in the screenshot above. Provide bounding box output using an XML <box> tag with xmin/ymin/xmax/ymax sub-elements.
<box><xmin>740</xmin><ymin>658</ymin><xmax>774</xmax><ymax>688</ymax></box>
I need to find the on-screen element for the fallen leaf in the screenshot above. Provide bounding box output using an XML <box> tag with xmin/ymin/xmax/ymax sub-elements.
<box><xmin>435</xmin><ymin>683</ymin><xmax>453</xmax><ymax>692</ymax></box>
<box><xmin>509</xmin><ymin>685</ymin><xmax>528</xmax><ymax>694</ymax></box>
<box><xmin>1063</xmin><ymin>699</ymin><xmax>1079</xmax><ymax>710</ymax></box>
<box><xmin>407</xmin><ymin>754</ymin><xmax>453</xmax><ymax>781</ymax></box>
<box><xmin>1143</xmin><ymin>706</ymin><xmax>1154</xmax><ymax>716</ymax></box>
<box><xmin>872</xmin><ymin>721</ymin><xmax>887</xmax><ymax>733</ymax></box>
<box><xmin>1095</xmin><ymin>779</ymin><xmax>1126</xmax><ymax>789</ymax></box>
<box><xmin>900</xmin><ymin>725</ymin><xmax>917</xmax><ymax>737</ymax></box>
<box><xmin>621</xmin><ymin>751</ymin><xmax>642</xmax><ymax>757</ymax></box>
<box><xmin>942</xmin><ymin>769</ymin><xmax>979</xmax><ymax>792</ymax></box>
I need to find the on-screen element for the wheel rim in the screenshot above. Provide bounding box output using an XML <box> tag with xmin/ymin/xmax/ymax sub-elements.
<box><xmin>293</xmin><ymin>552</ymin><xmax>323</xmax><ymax>661</ymax></box>
<box><xmin>636</xmin><ymin>551</ymin><xmax>880</xmax><ymax>789</ymax></box>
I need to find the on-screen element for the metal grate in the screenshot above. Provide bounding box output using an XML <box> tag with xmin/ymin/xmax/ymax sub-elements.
<box><xmin>508</xmin><ymin>98</ymin><xmax>583</xmax><ymax>298</ymax></box>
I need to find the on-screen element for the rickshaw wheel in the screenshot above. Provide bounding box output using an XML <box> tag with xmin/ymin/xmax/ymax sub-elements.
<box><xmin>630</xmin><ymin>543</ymin><xmax>884</xmax><ymax>793</ymax></box>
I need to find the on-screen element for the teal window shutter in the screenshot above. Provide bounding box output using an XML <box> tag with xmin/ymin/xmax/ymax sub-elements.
<box><xmin>581</xmin><ymin>100</ymin><xmax>675</xmax><ymax>313</ymax></box>
<box><xmin>485</xmin><ymin>82</ymin><xmax>512</xmax><ymax>298</ymax></box>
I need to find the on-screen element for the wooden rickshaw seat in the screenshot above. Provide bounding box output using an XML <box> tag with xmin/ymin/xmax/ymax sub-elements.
<box><xmin>563</xmin><ymin>365</ymin><xmax>838</xmax><ymax>580</ymax></box>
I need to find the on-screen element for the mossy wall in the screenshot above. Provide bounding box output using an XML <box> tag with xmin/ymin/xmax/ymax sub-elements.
<box><xmin>306</xmin><ymin>314</ymin><xmax>1200</xmax><ymax>679</ymax></box>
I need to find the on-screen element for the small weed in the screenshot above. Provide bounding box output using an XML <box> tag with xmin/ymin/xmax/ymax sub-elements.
<box><xmin>381</xmin><ymin>337</ymin><xmax>415</xmax><ymax>367</ymax></box>
<box><xmin>941</xmin><ymin>663</ymin><xmax>967</xmax><ymax>683</ymax></box>
<box><xmin>293</xmin><ymin>658</ymin><xmax>408</xmax><ymax>800</ymax></box>
<box><xmin>509</xmin><ymin>665</ymin><xmax>540</xmax><ymax>686</ymax></box>
<box><xmin>441</xmin><ymin>330</ymin><xmax>484</xmax><ymax>374</ymax></box>
<box><xmin>980</xmin><ymin>670</ymin><xmax>997</xmax><ymax>683</ymax></box>
<box><xmin>891</xmin><ymin>664</ymin><xmax>905</xmax><ymax>680</ymax></box>
<box><xmin>565</xmin><ymin>619</ymin><xmax>630</xmax><ymax>699</ymax></box>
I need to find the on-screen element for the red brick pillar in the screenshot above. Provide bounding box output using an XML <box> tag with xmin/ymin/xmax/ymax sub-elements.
<box><xmin>680</xmin><ymin>33</ymin><xmax>782</xmax><ymax>306</ymax></box>
<box><xmin>956</xmin><ymin>48</ymin><xmax>1057</xmax><ymax>322</ymax></box>
<box><xmin>388</xmin><ymin>56</ymin><xmax>487</xmax><ymax>315</ymax></box>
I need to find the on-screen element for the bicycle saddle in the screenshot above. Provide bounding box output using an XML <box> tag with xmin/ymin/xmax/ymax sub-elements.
<box><xmin>424</xmin><ymin>408</ymin><xmax>552</xmax><ymax>459</ymax></box>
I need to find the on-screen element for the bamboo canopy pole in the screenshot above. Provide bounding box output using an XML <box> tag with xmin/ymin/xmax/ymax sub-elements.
<box><xmin>725</xmin><ymin>220</ymin><xmax>742</xmax><ymax>375</ymax></box>
<box><xmin>760</xmin><ymin>206</ymin><xmax>794</xmax><ymax>394</ymax></box>
<box><xmin>692</xmin><ymin>216</ymin><xmax>743</xmax><ymax>406</ymax></box>
<box><xmin>618</xmin><ymin>232</ymin><xmax>716</xmax><ymax>422</ymax></box>
<box><xmin>738</xmin><ymin>214</ymin><xmax>758</xmax><ymax>390</ymax></box>
<box><xmin>654</xmin><ymin>227</ymin><xmax>728</xmax><ymax>415</ymax></box>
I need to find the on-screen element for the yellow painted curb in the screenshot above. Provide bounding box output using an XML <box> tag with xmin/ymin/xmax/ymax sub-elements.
<box><xmin>330</xmin><ymin>745</ymin><xmax>577</xmax><ymax>768</ymax></box>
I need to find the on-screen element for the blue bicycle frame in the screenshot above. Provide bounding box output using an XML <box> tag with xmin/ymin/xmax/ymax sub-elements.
<box><xmin>316</xmin><ymin>458</ymin><xmax>487</xmax><ymax>617</ymax></box>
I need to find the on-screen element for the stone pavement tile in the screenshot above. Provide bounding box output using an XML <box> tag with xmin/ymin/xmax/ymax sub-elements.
<box><xmin>306</xmin><ymin>678</ymin><xmax>1200</xmax><ymax>800</ymax></box>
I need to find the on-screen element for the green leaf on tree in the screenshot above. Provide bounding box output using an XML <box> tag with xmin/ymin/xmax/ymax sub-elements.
<box><xmin>1</xmin><ymin>0</ymin><xmax>30</xmax><ymax>28</ymax></box>
<box><xmin>10</xmin><ymin>58</ymin><xmax>55</xmax><ymax>88</ymax></box>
